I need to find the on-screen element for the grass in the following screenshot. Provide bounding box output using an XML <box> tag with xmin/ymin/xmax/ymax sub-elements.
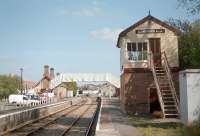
<box><xmin>128</xmin><ymin>115</ymin><xmax>184</xmax><ymax>136</ymax></box>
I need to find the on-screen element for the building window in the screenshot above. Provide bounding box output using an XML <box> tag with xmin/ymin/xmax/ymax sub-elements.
<box><xmin>127</xmin><ymin>42</ymin><xmax>147</xmax><ymax>61</ymax></box>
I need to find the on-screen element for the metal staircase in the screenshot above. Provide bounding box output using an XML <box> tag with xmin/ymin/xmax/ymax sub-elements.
<box><xmin>150</xmin><ymin>51</ymin><xmax>180</xmax><ymax>118</ymax></box>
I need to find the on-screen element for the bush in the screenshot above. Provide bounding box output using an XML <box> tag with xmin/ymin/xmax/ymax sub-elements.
<box><xmin>166</xmin><ymin>19</ymin><xmax>200</xmax><ymax>69</ymax></box>
<box><xmin>0</xmin><ymin>74</ymin><xmax>20</xmax><ymax>99</ymax></box>
<box><xmin>183</xmin><ymin>123</ymin><xmax>200</xmax><ymax>136</ymax></box>
<box><xmin>153</xmin><ymin>111</ymin><xmax>164</xmax><ymax>118</ymax></box>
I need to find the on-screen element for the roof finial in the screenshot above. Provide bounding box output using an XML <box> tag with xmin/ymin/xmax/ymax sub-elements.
<box><xmin>148</xmin><ymin>10</ymin><xmax>151</xmax><ymax>16</ymax></box>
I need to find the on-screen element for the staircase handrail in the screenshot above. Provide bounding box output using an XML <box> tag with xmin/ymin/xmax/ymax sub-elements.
<box><xmin>162</xmin><ymin>51</ymin><xmax>180</xmax><ymax>115</ymax></box>
<box><xmin>149</xmin><ymin>51</ymin><xmax>165</xmax><ymax>118</ymax></box>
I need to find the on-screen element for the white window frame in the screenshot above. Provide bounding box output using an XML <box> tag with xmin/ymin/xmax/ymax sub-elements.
<box><xmin>126</xmin><ymin>42</ymin><xmax>148</xmax><ymax>62</ymax></box>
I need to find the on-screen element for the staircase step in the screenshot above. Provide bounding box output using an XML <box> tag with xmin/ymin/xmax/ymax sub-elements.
<box><xmin>153</xmin><ymin>64</ymin><xmax>179</xmax><ymax>118</ymax></box>
<box><xmin>160</xmin><ymin>87</ymin><xmax>170</xmax><ymax>90</ymax></box>
<box><xmin>165</xmin><ymin>108</ymin><xmax>177</xmax><ymax>111</ymax></box>
<box><xmin>159</xmin><ymin>83</ymin><xmax>170</xmax><ymax>86</ymax></box>
<box><xmin>155</xmin><ymin>69</ymin><xmax>165</xmax><ymax>71</ymax></box>
<box><xmin>162</xmin><ymin>95</ymin><xmax>173</xmax><ymax>98</ymax></box>
<box><xmin>163</xmin><ymin>97</ymin><xmax>174</xmax><ymax>100</ymax></box>
<box><xmin>158</xmin><ymin>77</ymin><xmax>168</xmax><ymax>80</ymax></box>
<box><xmin>163</xmin><ymin>100</ymin><xmax>175</xmax><ymax>102</ymax></box>
<box><xmin>164</xmin><ymin>105</ymin><xmax>176</xmax><ymax>109</ymax></box>
<box><xmin>162</xmin><ymin>93</ymin><xmax>173</xmax><ymax>95</ymax></box>
<box><xmin>165</xmin><ymin>114</ymin><xmax>179</xmax><ymax>118</ymax></box>
<box><xmin>165</xmin><ymin>108</ymin><xmax>178</xmax><ymax>111</ymax></box>
<box><xmin>155</xmin><ymin>67</ymin><xmax>164</xmax><ymax>69</ymax></box>
<box><xmin>164</xmin><ymin>103</ymin><xmax>175</xmax><ymax>106</ymax></box>
<box><xmin>165</xmin><ymin>110</ymin><xmax>178</xmax><ymax>114</ymax></box>
<box><xmin>156</xmin><ymin>71</ymin><xmax>165</xmax><ymax>73</ymax></box>
<box><xmin>163</xmin><ymin>98</ymin><xmax>174</xmax><ymax>101</ymax></box>
<box><xmin>161</xmin><ymin>87</ymin><xmax>171</xmax><ymax>92</ymax></box>
<box><xmin>160</xmin><ymin>86</ymin><xmax>170</xmax><ymax>89</ymax></box>
<box><xmin>158</xmin><ymin>80</ymin><xmax>169</xmax><ymax>84</ymax></box>
<box><xmin>165</xmin><ymin>107</ymin><xmax>177</xmax><ymax>112</ymax></box>
<box><xmin>164</xmin><ymin>101</ymin><xmax>175</xmax><ymax>106</ymax></box>
<box><xmin>158</xmin><ymin>78</ymin><xmax>169</xmax><ymax>81</ymax></box>
<box><xmin>156</xmin><ymin>73</ymin><xmax>166</xmax><ymax>76</ymax></box>
<box><xmin>162</xmin><ymin>92</ymin><xmax>172</xmax><ymax>95</ymax></box>
<box><xmin>158</xmin><ymin>80</ymin><xmax>169</xmax><ymax>83</ymax></box>
<box><xmin>163</xmin><ymin>100</ymin><xmax>175</xmax><ymax>103</ymax></box>
<box><xmin>161</xmin><ymin>89</ymin><xmax>171</xmax><ymax>91</ymax></box>
<box><xmin>156</xmin><ymin>71</ymin><xmax>165</xmax><ymax>74</ymax></box>
<box><xmin>162</xmin><ymin>94</ymin><xmax>173</xmax><ymax>98</ymax></box>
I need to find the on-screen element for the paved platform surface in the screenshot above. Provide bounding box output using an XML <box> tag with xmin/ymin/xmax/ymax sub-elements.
<box><xmin>96</xmin><ymin>97</ymin><xmax>143</xmax><ymax>136</ymax></box>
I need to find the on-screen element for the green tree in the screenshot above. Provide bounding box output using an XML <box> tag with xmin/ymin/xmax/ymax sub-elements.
<box><xmin>68</xmin><ymin>81</ymin><xmax>78</xmax><ymax>96</ymax></box>
<box><xmin>178</xmin><ymin>0</ymin><xmax>200</xmax><ymax>15</ymax></box>
<box><xmin>0</xmin><ymin>74</ymin><xmax>20</xmax><ymax>99</ymax></box>
<box><xmin>167</xmin><ymin>19</ymin><xmax>200</xmax><ymax>69</ymax></box>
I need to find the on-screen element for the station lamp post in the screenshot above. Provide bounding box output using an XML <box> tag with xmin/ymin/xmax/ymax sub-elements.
<box><xmin>20</xmin><ymin>68</ymin><xmax>23</xmax><ymax>94</ymax></box>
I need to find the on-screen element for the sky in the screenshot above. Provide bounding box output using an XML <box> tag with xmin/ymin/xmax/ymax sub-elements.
<box><xmin>0</xmin><ymin>0</ymin><xmax>191</xmax><ymax>81</ymax></box>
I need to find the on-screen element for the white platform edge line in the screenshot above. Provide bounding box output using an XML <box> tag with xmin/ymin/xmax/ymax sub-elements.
<box><xmin>96</xmin><ymin>97</ymin><xmax>102</xmax><ymax>131</ymax></box>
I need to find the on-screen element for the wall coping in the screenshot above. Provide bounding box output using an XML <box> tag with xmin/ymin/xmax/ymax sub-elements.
<box><xmin>0</xmin><ymin>98</ymin><xmax>73</xmax><ymax>118</ymax></box>
<box><xmin>180</xmin><ymin>69</ymin><xmax>200</xmax><ymax>74</ymax></box>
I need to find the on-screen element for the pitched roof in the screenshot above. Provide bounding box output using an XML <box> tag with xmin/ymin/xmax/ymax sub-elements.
<box><xmin>116</xmin><ymin>15</ymin><xmax>181</xmax><ymax>48</ymax></box>
<box><xmin>23</xmin><ymin>80</ymin><xmax>35</xmax><ymax>89</ymax></box>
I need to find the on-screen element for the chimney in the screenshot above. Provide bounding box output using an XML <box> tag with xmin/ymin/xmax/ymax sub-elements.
<box><xmin>50</xmin><ymin>68</ymin><xmax>55</xmax><ymax>79</ymax></box>
<box><xmin>56</xmin><ymin>72</ymin><xmax>60</xmax><ymax>76</ymax></box>
<box><xmin>43</xmin><ymin>65</ymin><xmax>49</xmax><ymax>78</ymax></box>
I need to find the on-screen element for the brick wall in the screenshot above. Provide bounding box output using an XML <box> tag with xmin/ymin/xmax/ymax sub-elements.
<box><xmin>120</xmin><ymin>68</ymin><xmax>179</xmax><ymax>114</ymax></box>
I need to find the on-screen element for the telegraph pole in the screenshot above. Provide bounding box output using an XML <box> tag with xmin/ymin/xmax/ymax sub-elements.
<box><xmin>20</xmin><ymin>68</ymin><xmax>23</xmax><ymax>94</ymax></box>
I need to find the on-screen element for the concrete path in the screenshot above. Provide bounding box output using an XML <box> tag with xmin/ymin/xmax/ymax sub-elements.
<box><xmin>96</xmin><ymin>97</ymin><xmax>143</xmax><ymax>136</ymax></box>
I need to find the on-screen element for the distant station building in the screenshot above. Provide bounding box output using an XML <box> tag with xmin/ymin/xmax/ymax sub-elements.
<box><xmin>100</xmin><ymin>82</ymin><xmax>119</xmax><ymax>97</ymax></box>
<box><xmin>117</xmin><ymin>14</ymin><xmax>180</xmax><ymax>118</ymax></box>
<box><xmin>34</xmin><ymin>65</ymin><xmax>54</xmax><ymax>93</ymax></box>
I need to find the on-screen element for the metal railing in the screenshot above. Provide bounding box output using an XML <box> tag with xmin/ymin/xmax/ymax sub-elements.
<box><xmin>149</xmin><ymin>51</ymin><xmax>165</xmax><ymax>118</ymax></box>
<box><xmin>162</xmin><ymin>52</ymin><xmax>180</xmax><ymax>115</ymax></box>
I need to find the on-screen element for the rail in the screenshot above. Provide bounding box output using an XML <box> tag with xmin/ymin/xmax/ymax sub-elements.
<box><xmin>8</xmin><ymin>97</ymin><xmax>99</xmax><ymax>136</ymax></box>
<box><xmin>2</xmin><ymin>98</ymin><xmax>86</xmax><ymax>136</ymax></box>
<box><xmin>85</xmin><ymin>97</ymin><xmax>101</xmax><ymax>136</ymax></box>
<box><xmin>60</xmin><ymin>104</ymin><xmax>92</xmax><ymax>136</ymax></box>
<box><xmin>162</xmin><ymin>52</ymin><xmax>180</xmax><ymax>115</ymax></box>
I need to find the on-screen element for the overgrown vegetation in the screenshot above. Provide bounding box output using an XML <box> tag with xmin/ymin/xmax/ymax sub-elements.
<box><xmin>0</xmin><ymin>74</ymin><xmax>20</xmax><ymax>99</ymax></box>
<box><xmin>129</xmin><ymin>115</ymin><xmax>183</xmax><ymax>136</ymax></box>
<box><xmin>173</xmin><ymin>3</ymin><xmax>200</xmax><ymax>136</ymax></box>
<box><xmin>129</xmin><ymin>115</ymin><xmax>200</xmax><ymax>136</ymax></box>
<box><xmin>68</xmin><ymin>81</ymin><xmax>78</xmax><ymax>96</ymax></box>
<box><xmin>183</xmin><ymin>120</ymin><xmax>200</xmax><ymax>136</ymax></box>
<box><xmin>178</xmin><ymin>0</ymin><xmax>200</xmax><ymax>15</ymax></box>
<box><xmin>167</xmin><ymin>19</ymin><xmax>200</xmax><ymax>69</ymax></box>
<box><xmin>164</xmin><ymin>0</ymin><xmax>200</xmax><ymax>69</ymax></box>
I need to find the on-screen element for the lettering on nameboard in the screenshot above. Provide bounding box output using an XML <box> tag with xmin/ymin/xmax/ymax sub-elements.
<box><xmin>136</xmin><ymin>29</ymin><xmax>165</xmax><ymax>34</ymax></box>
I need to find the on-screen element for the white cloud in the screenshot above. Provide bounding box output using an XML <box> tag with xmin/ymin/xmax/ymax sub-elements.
<box><xmin>90</xmin><ymin>27</ymin><xmax>123</xmax><ymax>42</ymax></box>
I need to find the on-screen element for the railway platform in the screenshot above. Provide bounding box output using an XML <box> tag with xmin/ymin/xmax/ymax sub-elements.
<box><xmin>96</xmin><ymin>97</ymin><xmax>143</xmax><ymax>136</ymax></box>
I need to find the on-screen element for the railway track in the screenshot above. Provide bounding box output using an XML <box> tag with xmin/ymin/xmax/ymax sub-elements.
<box><xmin>4</xmin><ymin>97</ymin><xmax>99</xmax><ymax>136</ymax></box>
